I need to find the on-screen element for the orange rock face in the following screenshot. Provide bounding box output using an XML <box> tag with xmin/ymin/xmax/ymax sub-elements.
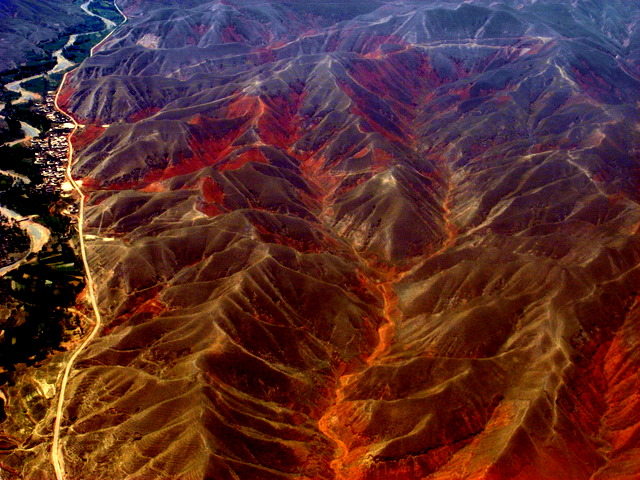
<box><xmin>2</xmin><ymin>0</ymin><xmax>640</xmax><ymax>479</ymax></box>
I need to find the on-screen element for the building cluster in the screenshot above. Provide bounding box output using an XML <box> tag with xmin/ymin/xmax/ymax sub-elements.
<box><xmin>30</xmin><ymin>95</ymin><xmax>77</xmax><ymax>215</ymax></box>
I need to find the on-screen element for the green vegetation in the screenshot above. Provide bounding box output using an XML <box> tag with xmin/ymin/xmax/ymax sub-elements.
<box><xmin>0</xmin><ymin>213</ymin><xmax>30</xmax><ymax>265</ymax></box>
<box><xmin>63</xmin><ymin>32</ymin><xmax>105</xmax><ymax>64</ymax></box>
<box><xmin>40</xmin><ymin>35</ymin><xmax>72</xmax><ymax>55</ymax></box>
<box><xmin>0</xmin><ymin>58</ymin><xmax>56</xmax><ymax>85</ymax></box>
<box><xmin>0</xmin><ymin>90</ymin><xmax>20</xmax><ymax>104</ymax></box>
<box><xmin>70</xmin><ymin>15</ymin><xmax>106</xmax><ymax>36</ymax></box>
<box><xmin>0</xmin><ymin>147</ymin><xmax>84</xmax><ymax>374</ymax></box>
<box><xmin>88</xmin><ymin>0</ymin><xmax>126</xmax><ymax>24</ymax></box>
<box><xmin>0</xmin><ymin>146</ymin><xmax>56</xmax><ymax>218</ymax></box>
<box><xmin>0</xmin><ymin>0</ymin><xmax>120</xmax><ymax>379</ymax></box>
<box><xmin>0</xmin><ymin>176</ymin><xmax>12</xmax><ymax>191</ymax></box>
<box><xmin>0</xmin><ymin>101</ymin><xmax>51</xmax><ymax>142</ymax></box>
<box><xmin>0</xmin><ymin>112</ymin><xmax>23</xmax><ymax>144</ymax></box>
<box><xmin>0</xmin><ymin>145</ymin><xmax>40</xmax><ymax>179</ymax></box>
<box><xmin>0</xmin><ymin>15</ymin><xmax>102</xmax><ymax>85</ymax></box>
<box><xmin>13</xmin><ymin>103</ymin><xmax>50</xmax><ymax>133</ymax></box>
<box><xmin>0</xmin><ymin>243</ymin><xmax>84</xmax><ymax>370</ymax></box>
<box><xmin>22</xmin><ymin>75</ymin><xmax>63</xmax><ymax>98</ymax></box>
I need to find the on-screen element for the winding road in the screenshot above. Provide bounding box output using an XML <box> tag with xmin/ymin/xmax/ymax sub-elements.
<box><xmin>49</xmin><ymin>3</ymin><xmax>125</xmax><ymax>479</ymax></box>
<box><xmin>0</xmin><ymin>1</ymin><xmax>122</xmax><ymax>477</ymax></box>
<box><xmin>1</xmin><ymin>0</ymin><xmax>123</xmax><ymax>270</ymax></box>
<box><xmin>2</xmin><ymin>0</ymin><xmax>117</xmax><ymax>143</ymax></box>
<box><xmin>0</xmin><ymin>2</ymin><xmax>123</xmax><ymax>478</ymax></box>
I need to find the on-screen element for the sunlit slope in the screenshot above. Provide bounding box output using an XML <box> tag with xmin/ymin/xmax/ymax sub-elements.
<box><xmin>2</xmin><ymin>1</ymin><xmax>640</xmax><ymax>479</ymax></box>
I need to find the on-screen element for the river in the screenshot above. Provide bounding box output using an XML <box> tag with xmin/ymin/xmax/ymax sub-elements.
<box><xmin>81</xmin><ymin>0</ymin><xmax>117</xmax><ymax>30</ymax></box>
<box><xmin>0</xmin><ymin>170</ymin><xmax>47</xmax><ymax>276</ymax></box>
<box><xmin>3</xmin><ymin>121</ymin><xmax>42</xmax><ymax>147</ymax></box>
<box><xmin>0</xmin><ymin>206</ymin><xmax>51</xmax><ymax>277</ymax></box>
<box><xmin>50</xmin><ymin>35</ymin><xmax>78</xmax><ymax>75</ymax></box>
<box><xmin>3</xmin><ymin>0</ymin><xmax>117</xmax><ymax>143</ymax></box>
<box><xmin>0</xmin><ymin>169</ymin><xmax>31</xmax><ymax>185</ymax></box>
<box><xmin>3</xmin><ymin>36</ymin><xmax>74</xmax><ymax>140</ymax></box>
<box><xmin>5</xmin><ymin>74</ymin><xmax>43</xmax><ymax>105</ymax></box>
<box><xmin>1</xmin><ymin>0</ymin><xmax>118</xmax><ymax>277</ymax></box>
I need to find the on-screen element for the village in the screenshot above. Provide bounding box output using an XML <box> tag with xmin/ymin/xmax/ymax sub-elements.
<box><xmin>0</xmin><ymin>88</ymin><xmax>82</xmax><ymax>266</ymax></box>
<box><xmin>0</xmin><ymin>87</ymin><xmax>85</xmax><ymax>375</ymax></box>
<box><xmin>31</xmin><ymin>93</ymin><xmax>78</xmax><ymax>210</ymax></box>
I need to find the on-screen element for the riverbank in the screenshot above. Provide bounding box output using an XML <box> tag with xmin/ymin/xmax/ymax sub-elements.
<box><xmin>0</xmin><ymin>206</ymin><xmax>50</xmax><ymax>275</ymax></box>
<box><xmin>1</xmin><ymin>0</ymin><xmax>122</xmax><ymax>145</ymax></box>
<box><xmin>0</xmin><ymin>0</ymin><xmax>123</xmax><ymax>261</ymax></box>
<box><xmin>0</xmin><ymin>0</ymin><xmax>123</xmax><ymax>376</ymax></box>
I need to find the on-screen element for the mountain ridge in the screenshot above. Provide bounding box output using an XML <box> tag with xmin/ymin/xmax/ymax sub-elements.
<box><xmin>1</xmin><ymin>0</ymin><xmax>640</xmax><ymax>478</ymax></box>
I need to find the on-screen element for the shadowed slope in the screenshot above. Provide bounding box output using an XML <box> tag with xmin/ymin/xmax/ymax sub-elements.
<box><xmin>1</xmin><ymin>1</ymin><xmax>640</xmax><ymax>479</ymax></box>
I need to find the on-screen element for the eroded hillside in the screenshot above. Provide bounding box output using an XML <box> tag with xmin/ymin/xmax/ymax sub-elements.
<box><xmin>1</xmin><ymin>0</ymin><xmax>640</xmax><ymax>479</ymax></box>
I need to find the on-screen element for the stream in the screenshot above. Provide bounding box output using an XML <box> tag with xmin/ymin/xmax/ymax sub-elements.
<box><xmin>3</xmin><ymin>0</ymin><xmax>116</xmax><ymax>140</ymax></box>
<box><xmin>50</xmin><ymin>35</ymin><xmax>79</xmax><ymax>75</ymax></box>
<box><xmin>5</xmin><ymin>74</ymin><xmax>43</xmax><ymax>106</ymax></box>
<box><xmin>0</xmin><ymin>206</ymin><xmax>51</xmax><ymax>277</ymax></box>
<box><xmin>0</xmin><ymin>170</ymin><xmax>47</xmax><ymax>276</ymax></box>
<box><xmin>4</xmin><ymin>123</ymin><xmax>41</xmax><ymax>146</ymax></box>
<box><xmin>1</xmin><ymin>0</ymin><xmax>117</xmax><ymax>277</ymax></box>
<box><xmin>81</xmin><ymin>0</ymin><xmax>117</xmax><ymax>30</ymax></box>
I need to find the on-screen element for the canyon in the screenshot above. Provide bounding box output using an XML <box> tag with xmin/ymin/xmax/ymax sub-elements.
<box><xmin>1</xmin><ymin>0</ymin><xmax>640</xmax><ymax>479</ymax></box>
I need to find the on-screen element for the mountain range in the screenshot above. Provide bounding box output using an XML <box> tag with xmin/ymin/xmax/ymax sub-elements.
<box><xmin>2</xmin><ymin>0</ymin><xmax>640</xmax><ymax>479</ymax></box>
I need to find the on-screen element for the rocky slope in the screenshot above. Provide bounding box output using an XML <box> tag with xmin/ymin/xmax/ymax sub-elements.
<box><xmin>2</xmin><ymin>0</ymin><xmax>640</xmax><ymax>479</ymax></box>
<box><xmin>0</xmin><ymin>0</ymin><xmax>106</xmax><ymax>73</ymax></box>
